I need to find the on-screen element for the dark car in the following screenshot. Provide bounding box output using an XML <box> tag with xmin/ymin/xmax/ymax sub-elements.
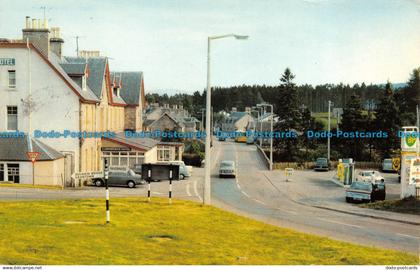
<box><xmin>314</xmin><ymin>157</ymin><xmax>329</xmax><ymax>171</ymax></box>
<box><xmin>345</xmin><ymin>181</ymin><xmax>386</xmax><ymax>203</ymax></box>
<box><xmin>93</xmin><ymin>169</ymin><xmax>144</xmax><ymax>188</ymax></box>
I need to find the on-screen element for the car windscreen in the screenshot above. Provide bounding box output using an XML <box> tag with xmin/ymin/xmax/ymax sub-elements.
<box><xmin>220</xmin><ymin>161</ymin><xmax>233</xmax><ymax>167</ymax></box>
<box><xmin>350</xmin><ymin>182</ymin><xmax>372</xmax><ymax>191</ymax></box>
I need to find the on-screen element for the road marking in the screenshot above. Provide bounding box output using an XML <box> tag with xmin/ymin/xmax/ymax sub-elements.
<box><xmin>317</xmin><ymin>217</ymin><xmax>363</xmax><ymax>229</ymax></box>
<box><xmin>193</xmin><ymin>181</ymin><xmax>202</xmax><ymax>202</ymax></box>
<box><xmin>252</xmin><ymin>198</ymin><xmax>267</xmax><ymax>205</ymax></box>
<box><xmin>241</xmin><ymin>190</ymin><xmax>250</xmax><ymax>198</ymax></box>
<box><xmin>186</xmin><ymin>182</ymin><xmax>192</xmax><ymax>197</ymax></box>
<box><xmin>276</xmin><ymin>208</ymin><xmax>297</xmax><ymax>215</ymax></box>
<box><xmin>397</xmin><ymin>233</ymin><xmax>420</xmax><ymax>240</ymax></box>
<box><xmin>152</xmin><ymin>191</ymin><xmax>164</xmax><ymax>195</ymax></box>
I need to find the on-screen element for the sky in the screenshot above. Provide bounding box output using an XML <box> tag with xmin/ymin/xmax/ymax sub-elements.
<box><xmin>1</xmin><ymin>0</ymin><xmax>419</xmax><ymax>94</ymax></box>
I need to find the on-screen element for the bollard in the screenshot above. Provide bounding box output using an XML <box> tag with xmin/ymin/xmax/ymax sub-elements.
<box><xmin>169</xmin><ymin>169</ymin><xmax>173</xmax><ymax>204</ymax></box>
<box><xmin>147</xmin><ymin>169</ymin><xmax>151</xmax><ymax>202</ymax></box>
<box><xmin>104</xmin><ymin>158</ymin><xmax>110</xmax><ymax>224</ymax></box>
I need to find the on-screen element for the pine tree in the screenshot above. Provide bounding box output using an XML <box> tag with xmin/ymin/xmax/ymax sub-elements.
<box><xmin>340</xmin><ymin>94</ymin><xmax>368</xmax><ymax>160</ymax></box>
<box><xmin>373</xmin><ymin>82</ymin><xmax>400</xmax><ymax>159</ymax></box>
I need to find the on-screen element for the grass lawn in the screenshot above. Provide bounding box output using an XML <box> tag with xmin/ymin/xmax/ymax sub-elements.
<box><xmin>0</xmin><ymin>198</ymin><xmax>417</xmax><ymax>265</ymax></box>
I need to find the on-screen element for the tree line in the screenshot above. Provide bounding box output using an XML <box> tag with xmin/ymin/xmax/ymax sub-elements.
<box><xmin>146</xmin><ymin>67</ymin><xmax>419</xmax><ymax>162</ymax></box>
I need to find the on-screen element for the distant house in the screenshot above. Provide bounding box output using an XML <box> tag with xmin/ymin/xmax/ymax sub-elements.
<box><xmin>222</xmin><ymin>109</ymin><xmax>254</xmax><ymax>132</ymax></box>
<box><xmin>144</xmin><ymin>104</ymin><xmax>200</xmax><ymax>133</ymax></box>
<box><xmin>146</xmin><ymin>112</ymin><xmax>185</xmax><ymax>133</ymax></box>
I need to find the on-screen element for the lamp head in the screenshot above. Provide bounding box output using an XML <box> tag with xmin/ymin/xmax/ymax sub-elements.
<box><xmin>234</xmin><ymin>35</ymin><xmax>249</xmax><ymax>40</ymax></box>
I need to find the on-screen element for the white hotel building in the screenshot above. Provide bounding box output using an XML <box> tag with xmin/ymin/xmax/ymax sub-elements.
<box><xmin>0</xmin><ymin>17</ymin><xmax>182</xmax><ymax>186</ymax></box>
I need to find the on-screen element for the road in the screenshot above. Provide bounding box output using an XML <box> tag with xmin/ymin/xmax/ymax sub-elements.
<box><xmin>0</xmin><ymin>140</ymin><xmax>419</xmax><ymax>254</ymax></box>
<box><xmin>210</xmin><ymin>140</ymin><xmax>419</xmax><ymax>254</ymax></box>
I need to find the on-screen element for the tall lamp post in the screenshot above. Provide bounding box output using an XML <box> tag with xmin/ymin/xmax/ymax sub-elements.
<box><xmin>204</xmin><ymin>34</ymin><xmax>248</xmax><ymax>205</ymax></box>
<box><xmin>257</xmin><ymin>103</ymin><xmax>273</xmax><ymax>170</ymax></box>
<box><xmin>327</xmin><ymin>100</ymin><xmax>333</xmax><ymax>161</ymax></box>
<box><xmin>253</xmin><ymin>106</ymin><xmax>264</xmax><ymax>147</ymax></box>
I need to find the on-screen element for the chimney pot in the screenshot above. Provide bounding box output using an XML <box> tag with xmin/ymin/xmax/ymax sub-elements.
<box><xmin>25</xmin><ymin>16</ymin><xmax>31</xmax><ymax>28</ymax></box>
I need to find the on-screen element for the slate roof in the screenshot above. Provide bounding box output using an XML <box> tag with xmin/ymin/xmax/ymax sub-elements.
<box><xmin>103</xmin><ymin>132</ymin><xmax>159</xmax><ymax>151</ymax></box>
<box><xmin>64</xmin><ymin>56</ymin><xmax>107</xmax><ymax>99</ymax></box>
<box><xmin>60</xmin><ymin>62</ymin><xmax>87</xmax><ymax>75</ymax></box>
<box><xmin>110</xmin><ymin>72</ymin><xmax>143</xmax><ymax>106</ymax></box>
<box><xmin>0</xmin><ymin>136</ymin><xmax>64</xmax><ymax>161</ymax></box>
<box><xmin>45</xmin><ymin>51</ymin><xmax>100</xmax><ymax>102</ymax></box>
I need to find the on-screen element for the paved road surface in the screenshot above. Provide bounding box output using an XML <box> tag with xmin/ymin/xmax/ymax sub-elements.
<box><xmin>210</xmin><ymin>140</ymin><xmax>419</xmax><ymax>254</ymax></box>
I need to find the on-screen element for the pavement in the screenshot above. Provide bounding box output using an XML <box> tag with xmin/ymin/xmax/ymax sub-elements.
<box><xmin>0</xmin><ymin>140</ymin><xmax>419</xmax><ymax>254</ymax></box>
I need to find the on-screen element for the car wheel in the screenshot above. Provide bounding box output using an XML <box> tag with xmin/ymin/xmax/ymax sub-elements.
<box><xmin>345</xmin><ymin>197</ymin><xmax>352</xmax><ymax>203</ymax></box>
<box><xmin>127</xmin><ymin>181</ymin><xmax>136</xmax><ymax>188</ymax></box>
<box><xmin>94</xmin><ymin>179</ymin><xmax>103</xmax><ymax>187</ymax></box>
<box><xmin>180</xmin><ymin>174</ymin><xmax>185</xmax><ymax>180</ymax></box>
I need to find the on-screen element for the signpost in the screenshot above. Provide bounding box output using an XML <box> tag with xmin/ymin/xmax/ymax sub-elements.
<box><xmin>26</xmin><ymin>152</ymin><xmax>40</xmax><ymax>185</ymax></box>
<box><xmin>285</xmin><ymin>168</ymin><xmax>294</xmax><ymax>182</ymax></box>
<box><xmin>400</xmin><ymin>126</ymin><xmax>419</xmax><ymax>198</ymax></box>
<box><xmin>409</xmin><ymin>158</ymin><xmax>420</xmax><ymax>187</ymax></box>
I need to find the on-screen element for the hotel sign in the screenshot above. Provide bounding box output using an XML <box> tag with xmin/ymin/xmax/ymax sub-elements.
<box><xmin>0</xmin><ymin>58</ymin><xmax>15</xmax><ymax>66</ymax></box>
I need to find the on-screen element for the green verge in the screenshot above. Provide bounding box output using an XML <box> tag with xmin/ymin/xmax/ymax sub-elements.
<box><xmin>0</xmin><ymin>198</ymin><xmax>417</xmax><ymax>265</ymax></box>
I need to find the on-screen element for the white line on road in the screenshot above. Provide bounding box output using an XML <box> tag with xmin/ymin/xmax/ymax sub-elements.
<box><xmin>152</xmin><ymin>192</ymin><xmax>164</xmax><ymax>195</ymax></box>
<box><xmin>276</xmin><ymin>208</ymin><xmax>297</xmax><ymax>215</ymax></box>
<box><xmin>193</xmin><ymin>181</ymin><xmax>202</xmax><ymax>202</ymax></box>
<box><xmin>186</xmin><ymin>182</ymin><xmax>192</xmax><ymax>197</ymax></box>
<box><xmin>252</xmin><ymin>198</ymin><xmax>267</xmax><ymax>205</ymax></box>
<box><xmin>241</xmin><ymin>190</ymin><xmax>250</xmax><ymax>198</ymax></box>
<box><xmin>397</xmin><ymin>233</ymin><xmax>420</xmax><ymax>240</ymax></box>
<box><xmin>317</xmin><ymin>217</ymin><xmax>363</xmax><ymax>229</ymax></box>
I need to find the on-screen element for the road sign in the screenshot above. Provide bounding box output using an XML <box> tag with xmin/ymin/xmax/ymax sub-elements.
<box><xmin>392</xmin><ymin>157</ymin><xmax>401</xmax><ymax>171</ymax></box>
<box><xmin>409</xmin><ymin>158</ymin><xmax>420</xmax><ymax>187</ymax></box>
<box><xmin>285</xmin><ymin>168</ymin><xmax>294</xmax><ymax>182</ymax></box>
<box><xmin>26</xmin><ymin>152</ymin><xmax>40</xmax><ymax>164</ymax></box>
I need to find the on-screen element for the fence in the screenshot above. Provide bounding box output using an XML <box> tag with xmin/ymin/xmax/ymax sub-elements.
<box><xmin>256</xmin><ymin>144</ymin><xmax>271</xmax><ymax>170</ymax></box>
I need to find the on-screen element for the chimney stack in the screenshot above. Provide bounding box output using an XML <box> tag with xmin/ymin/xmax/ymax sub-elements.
<box><xmin>23</xmin><ymin>16</ymin><xmax>50</xmax><ymax>57</ymax></box>
<box><xmin>50</xmin><ymin>27</ymin><xmax>64</xmax><ymax>58</ymax></box>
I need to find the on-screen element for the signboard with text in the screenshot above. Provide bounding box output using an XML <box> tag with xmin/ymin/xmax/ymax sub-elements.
<box><xmin>0</xmin><ymin>58</ymin><xmax>15</xmax><ymax>66</ymax></box>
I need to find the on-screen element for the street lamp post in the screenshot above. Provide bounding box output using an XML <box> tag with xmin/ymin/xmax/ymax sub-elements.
<box><xmin>204</xmin><ymin>34</ymin><xmax>248</xmax><ymax>205</ymax></box>
<box><xmin>258</xmin><ymin>103</ymin><xmax>273</xmax><ymax>171</ymax></box>
<box><xmin>327</xmin><ymin>100</ymin><xmax>333</xmax><ymax>161</ymax></box>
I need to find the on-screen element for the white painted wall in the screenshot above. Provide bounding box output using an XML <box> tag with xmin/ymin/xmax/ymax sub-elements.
<box><xmin>0</xmin><ymin>47</ymin><xmax>81</xmax><ymax>170</ymax></box>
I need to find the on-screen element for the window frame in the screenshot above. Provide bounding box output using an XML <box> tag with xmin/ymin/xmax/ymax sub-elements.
<box><xmin>6</xmin><ymin>106</ymin><xmax>18</xmax><ymax>131</ymax></box>
<box><xmin>8</xmin><ymin>70</ymin><xmax>16</xmax><ymax>89</ymax></box>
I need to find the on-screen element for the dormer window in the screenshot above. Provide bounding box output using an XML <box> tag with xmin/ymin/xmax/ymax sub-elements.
<box><xmin>113</xmin><ymin>86</ymin><xmax>120</xmax><ymax>97</ymax></box>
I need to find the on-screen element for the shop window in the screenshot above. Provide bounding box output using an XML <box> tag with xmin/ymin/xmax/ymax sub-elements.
<box><xmin>7</xmin><ymin>164</ymin><xmax>19</xmax><ymax>183</ymax></box>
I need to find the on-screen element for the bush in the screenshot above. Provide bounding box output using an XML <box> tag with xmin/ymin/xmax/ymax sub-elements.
<box><xmin>182</xmin><ymin>153</ymin><xmax>203</xmax><ymax>167</ymax></box>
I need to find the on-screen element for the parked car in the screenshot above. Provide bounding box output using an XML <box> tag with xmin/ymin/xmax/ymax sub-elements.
<box><xmin>93</xmin><ymin>169</ymin><xmax>144</xmax><ymax>188</ymax></box>
<box><xmin>166</xmin><ymin>160</ymin><xmax>191</xmax><ymax>179</ymax></box>
<box><xmin>218</xmin><ymin>136</ymin><xmax>226</xmax><ymax>141</ymax></box>
<box><xmin>382</xmin><ymin>159</ymin><xmax>395</xmax><ymax>172</ymax></box>
<box><xmin>314</xmin><ymin>157</ymin><xmax>329</xmax><ymax>171</ymax></box>
<box><xmin>356</xmin><ymin>170</ymin><xmax>384</xmax><ymax>183</ymax></box>
<box><xmin>345</xmin><ymin>181</ymin><xmax>386</xmax><ymax>203</ymax></box>
<box><xmin>219</xmin><ymin>160</ymin><xmax>236</xmax><ymax>178</ymax></box>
